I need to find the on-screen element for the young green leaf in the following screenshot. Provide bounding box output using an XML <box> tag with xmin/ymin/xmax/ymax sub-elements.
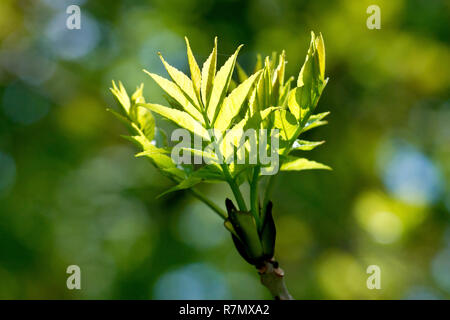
<box><xmin>141</xmin><ymin>103</ymin><xmax>210</xmax><ymax>141</ymax></box>
<box><xmin>291</xmin><ymin>139</ymin><xmax>325</xmax><ymax>151</ymax></box>
<box><xmin>201</xmin><ymin>37</ymin><xmax>217</xmax><ymax>108</ymax></box>
<box><xmin>144</xmin><ymin>70</ymin><xmax>204</xmax><ymax>124</ymax></box>
<box><xmin>273</xmin><ymin>109</ymin><xmax>298</xmax><ymax>141</ymax></box>
<box><xmin>301</xmin><ymin>111</ymin><xmax>330</xmax><ymax>133</ymax></box>
<box><xmin>214</xmin><ymin>70</ymin><xmax>262</xmax><ymax>131</ymax></box>
<box><xmin>207</xmin><ymin>44</ymin><xmax>243</xmax><ymax>123</ymax></box>
<box><xmin>158</xmin><ymin>165</ymin><xmax>225</xmax><ymax>197</ymax></box>
<box><xmin>280</xmin><ymin>156</ymin><xmax>331</xmax><ymax>171</ymax></box>
<box><xmin>185</xmin><ymin>37</ymin><xmax>202</xmax><ymax>99</ymax></box>
<box><xmin>287</xmin><ymin>87</ymin><xmax>301</xmax><ymax>120</ymax></box>
<box><xmin>158</xmin><ymin>53</ymin><xmax>200</xmax><ymax>109</ymax></box>
<box><xmin>135</xmin><ymin>106</ymin><xmax>155</xmax><ymax>141</ymax></box>
<box><xmin>110</xmin><ymin>81</ymin><xmax>130</xmax><ymax>114</ymax></box>
<box><xmin>134</xmin><ymin>144</ymin><xmax>185</xmax><ymax>180</ymax></box>
<box><xmin>315</xmin><ymin>33</ymin><xmax>325</xmax><ymax>80</ymax></box>
<box><xmin>181</xmin><ymin>147</ymin><xmax>220</xmax><ymax>164</ymax></box>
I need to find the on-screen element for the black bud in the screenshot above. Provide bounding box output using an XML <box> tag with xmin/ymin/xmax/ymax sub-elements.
<box><xmin>225</xmin><ymin>198</ymin><xmax>236</xmax><ymax>214</ymax></box>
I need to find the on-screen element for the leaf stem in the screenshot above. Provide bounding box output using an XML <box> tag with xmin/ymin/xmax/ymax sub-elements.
<box><xmin>222</xmin><ymin>165</ymin><xmax>248</xmax><ymax>212</ymax></box>
<box><xmin>199</xmin><ymin>103</ymin><xmax>248</xmax><ymax>212</ymax></box>
<box><xmin>250</xmin><ymin>166</ymin><xmax>261</xmax><ymax>227</ymax></box>
<box><xmin>262</xmin><ymin>108</ymin><xmax>313</xmax><ymax>214</ymax></box>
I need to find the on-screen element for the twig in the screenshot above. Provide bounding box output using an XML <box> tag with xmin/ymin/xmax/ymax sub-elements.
<box><xmin>258</xmin><ymin>259</ymin><xmax>293</xmax><ymax>300</ymax></box>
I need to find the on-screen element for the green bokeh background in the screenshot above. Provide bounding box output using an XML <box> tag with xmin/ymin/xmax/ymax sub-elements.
<box><xmin>0</xmin><ymin>0</ymin><xmax>449</xmax><ymax>299</ymax></box>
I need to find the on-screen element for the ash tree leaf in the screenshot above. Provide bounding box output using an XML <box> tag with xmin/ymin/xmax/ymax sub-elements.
<box><xmin>157</xmin><ymin>176</ymin><xmax>202</xmax><ymax>198</ymax></box>
<box><xmin>219</xmin><ymin>106</ymin><xmax>279</xmax><ymax>160</ymax></box>
<box><xmin>280</xmin><ymin>156</ymin><xmax>331</xmax><ymax>171</ymax></box>
<box><xmin>270</xmin><ymin>51</ymin><xmax>286</xmax><ymax>106</ymax></box>
<box><xmin>287</xmin><ymin>87</ymin><xmax>301</xmax><ymax>120</ymax></box>
<box><xmin>110</xmin><ymin>83</ymin><xmax>155</xmax><ymax>141</ymax></box>
<box><xmin>158</xmin><ymin>165</ymin><xmax>225</xmax><ymax>197</ymax></box>
<box><xmin>295</xmin><ymin>32</ymin><xmax>328</xmax><ymax>115</ymax></box>
<box><xmin>274</xmin><ymin>109</ymin><xmax>298</xmax><ymax>141</ymax></box>
<box><xmin>291</xmin><ymin>139</ymin><xmax>325</xmax><ymax>151</ymax></box>
<box><xmin>135</xmin><ymin>106</ymin><xmax>155</xmax><ymax>141</ymax></box>
<box><xmin>207</xmin><ymin>44</ymin><xmax>243</xmax><ymax>123</ymax></box>
<box><xmin>301</xmin><ymin>111</ymin><xmax>330</xmax><ymax>133</ymax></box>
<box><xmin>185</xmin><ymin>37</ymin><xmax>202</xmax><ymax>98</ymax></box>
<box><xmin>123</xmin><ymin>133</ymin><xmax>152</xmax><ymax>150</ymax></box>
<box><xmin>201</xmin><ymin>37</ymin><xmax>217</xmax><ymax>108</ymax></box>
<box><xmin>315</xmin><ymin>32</ymin><xmax>326</xmax><ymax>79</ymax></box>
<box><xmin>133</xmin><ymin>143</ymin><xmax>185</xmax><ymax>180</ymax></box>
<box><xmin>127</xmin><ymin>84</ymin><xmax>155</xmax><ymax>141</ymax></box>
<box><xmin>144</xmin><ymin>70</ymin><xmax>204</xmax><ymax>124</ymax></box>
<box><xmin>180</xmin><ymin>147</ymin><xmax>220</xmax><ymax>164</ymax></box>
<box><xmin>141</xmin><ymin>103</ymin><xmax>210</xmax><ymax>141</ymax></box>
<box><xmin>215</xmin><ymin>70</ymin><xmax>262</xmax><ymax>131</ymax></box>
<box><xmin>154</xmin><ymin>127</ymin><xmax>168</xmax><ymax>148</ymax></box>
<box><xmin>110</xmin><ymin>80</ymin><xmax>131</xmax><ymax>115</ymax></box>
<box><xmin>158</xmin><ymin>53</ymin><xmax>200</xmax><ymax>109</ymax></box>
<box><xmin>279</xmin><ymin>76</ymin><xmax>294</xmax><ymax>108</ymax></box>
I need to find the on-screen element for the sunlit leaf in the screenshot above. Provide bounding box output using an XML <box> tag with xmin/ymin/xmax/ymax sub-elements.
<box><xmin>280</xmin><ymin>156</ymin><xmax>331</xmax><ymax>171</ymax></box>
<box><xmin>301</xmin><ymin>111</ymin><xmax>330</xmax><ymax>133</ymax></box>
<box><xmin>214</xmin><ymin>70</ymin><xmax>262</xmax><ymax>131</ymax></box>
<box><xmin>274</xmin><ymin>109</ymin><xmax>298</xmax><ymax>141</ymax></box>
<box><xmin>291</xmin><ymin>139</ymin><xmax>325</xmax><ymax>151</ymax></box>
<box><xmin>201</xmin><ymin>37</ymin><xmax>217</xmax><ymax>108</ymax></box>
<box><xmin>135</xmin><ymin>106</ymin><xmax>155</xmax><ymax>140</ymax></box>
<box><xmin>144</xmin><ymin>70</ymin><xmax>204</xmax><ymax>124</ymax></box>
<box><xmin>158</xmin><ymin>53</ymin><xmax>200</xmax><ymax>108</ymax></box>
<box><xmin>158</xmin><ymin>165</ymin><xmax>225</xmax><ymax>197</ymax></box>
<box><xmin>185</xmin><ymin>37</ymin><xmax>202</xmax><ymax>98</ymax></box>
<box><xmin>315</xmin><ymin>33</ymin><xmax>325</xmax><ymax>79</ymax></box>
<box><xmin>141</xmin><ymin>103</ymin><xmax>210</xmax><ymax>141</ymax></box>
<box><xmin>110</xmin><ymin>80</ymin><xmax>130</xmax><ymax>114</ymax></box>
<box><xmin>207</xmin><ymin>44</ymin><xmax>243</xmax><ymax>123</ymax></box>
<box><xmin>181</xmin><ymin>147</ymin><xmax>220</xmax><ymax>164</ymax></box>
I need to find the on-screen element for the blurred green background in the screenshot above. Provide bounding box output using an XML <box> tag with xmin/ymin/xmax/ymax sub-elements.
<box><xmin>0</xmin><ymin>0</ymin><xmax>449</xmax><ymax>299</ymax></box>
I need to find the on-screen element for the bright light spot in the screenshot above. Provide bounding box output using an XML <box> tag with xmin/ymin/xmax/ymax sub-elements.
<box><xmin>366</xmin><ymin>210</ymin><xmax>403</xmax><ymax>244</ymax></box>
<box><xmin>317</xmin><ymin>251</ymin><xmax>368</xmax><ymax>299</ymax></box>
<box><xmin>153</xmin><ymin>263</ymin><xmax>229</xmax><ymax>299</ymax></box>
<box><xmin>353</xmin><ymin>191</ymin><xmax>427</xmax><ymax>244</ymax></box>
<box><xmin>44</xmin><ymin>12</ymin><xmax>100</xmax><ymax>60</ymax></box>
<box><xmin>2</xmin><ymin>82</ymin><xmax>50</xmax><ymax>124</ymax></box>
<box><xmin>377</xmin><ymin>139</ymin><xmax>444</xmax><ymax>205</ymax></box>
